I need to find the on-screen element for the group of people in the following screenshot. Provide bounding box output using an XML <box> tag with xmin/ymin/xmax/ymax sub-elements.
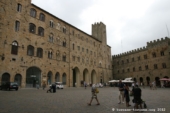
<box><xmin>118</xmin><ymin>80</ymin><xmax>143</xmax><ymax>109</ymax></box>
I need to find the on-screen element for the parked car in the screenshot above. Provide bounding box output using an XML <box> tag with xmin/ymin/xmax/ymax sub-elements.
<box><xmin>55</xmin><ymin>82</ymin><xmax>64</xmax><ymax>89</ymax></box>
<box><xmin>95</xmin><ymin>83</ymin><xmax>103</xmax><ymax>88</ymax></box>
<box><xmin>0</xmin><ymin>82</ymin><xmax>18</xmax><ymax>91</ymax></box>
<box><xmin>49</xmin><ymin>82</ymin><xmax>64</xmax><ymax>89</ymax></box>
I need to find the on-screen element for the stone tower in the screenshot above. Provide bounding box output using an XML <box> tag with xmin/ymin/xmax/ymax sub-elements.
<box><xmin>92</xmin><ymin>22</ymin><xmax>107</xmax><ymax>44</ymax></box>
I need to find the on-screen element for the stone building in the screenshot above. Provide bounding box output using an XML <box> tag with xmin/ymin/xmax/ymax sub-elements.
<box><xmin>0</xmin><ymin>0</ymin><xmax>112</xmax><ymax>88</ymax></box>
<box><xmin>112</xmin><ymin>37</ymin><xmax>170</xmax><ymax>86</ymax></box>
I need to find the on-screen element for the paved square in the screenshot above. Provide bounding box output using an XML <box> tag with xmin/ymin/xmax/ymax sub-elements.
<box><xmin>0</xmin><ymin>86</ymin><xmax>169</xmax><ymax>113</ymax></box>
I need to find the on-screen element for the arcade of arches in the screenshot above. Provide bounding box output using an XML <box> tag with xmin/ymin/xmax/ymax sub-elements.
<box><xmin>0</xmin><ymin>67</ymin><xmax>100</xmax><ymax>88</ymax></box>
<box><xmin>133</xmin><ymin>76</ymin><xmax>169</xmax><ymax>86</ymax></box>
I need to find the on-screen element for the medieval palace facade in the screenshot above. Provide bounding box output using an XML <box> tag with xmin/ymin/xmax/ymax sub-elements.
<box><xmin>0</xmin><ymin>0</ymin><xmax>112</xmax><ymax>87</ymax></box>
<box><xmin>112</xmin><ymin>37</ymin><xmax>170</xmax><ymax>86</ymax></box>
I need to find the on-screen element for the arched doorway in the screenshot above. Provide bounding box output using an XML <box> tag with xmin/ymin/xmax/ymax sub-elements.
<box><xmin>146</xmin><ymin>77</ymin><xmax>150</xmax><ymax>86</ymax></box>
<box><xmin>133</xmin><ymin>78</ymin><xmax>136</xmax><ymax>82</ymax></box>
<box><xmin>14</xmin><ymin>74</ymin><xmax>22</xmax><ymax>86</ymax></box>
<box><xmin>83</xmin><ymin>68</ymin><xmax>89</xmax><ymax>83</ymax></box>
<box><xmin>55</xmin><ymin>72</ymin><xmax>60</xmax><ymax>82</ymax></box>
<box><xmin>62</xmin><ymin>73</ymin><xmax>66</xmax><ymax>85</ymax></box>
<box><xmin>26</xmin><ymin>67</ymin><xmax>41</xmax><ymax>88</ymax></box>
<box><xmin>72</xmin><ymin>67</ymin><xmax>80</xmax><ymax>87</ymax></box>
<box><xmin>155</xmin><ymin>77</ymin><xmax>160</xmax><ymax>86</ymax></box>
<box><xmin>1</xmin><ymin>73</ymin><xmax>10</xmax><ymax>82</ymax></box>
<box><xmin>139</xmin><ymin>77</ymin><xmax>143</xmax><ymax>84</ymax></box>
<box><xmin>91</xmin><ymin>70</ymin><xmax>97</xmax><ymax>84</ymax></box>
<box><xmin>47</xmin><ymin>71</ymin><xmax>53</xmax><ymax>85</ymax></box>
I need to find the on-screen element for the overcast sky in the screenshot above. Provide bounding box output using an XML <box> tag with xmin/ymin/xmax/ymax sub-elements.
<box><xmin>32</xmin><ymin>0</ymin><xmax>170</xmax><ymax>55</ymax></box>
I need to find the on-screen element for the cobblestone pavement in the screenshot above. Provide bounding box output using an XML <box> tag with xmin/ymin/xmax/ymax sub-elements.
<box><xmin>0</xmin><ymin>86</ymin><xmax>169</xmax><ymax>113</ymax></box>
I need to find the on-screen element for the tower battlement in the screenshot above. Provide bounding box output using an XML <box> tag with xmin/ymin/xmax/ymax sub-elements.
<box><xmin>147</xmin><ymin>37</ymin><xmax>169</xmax><ymax>47</ymax></box>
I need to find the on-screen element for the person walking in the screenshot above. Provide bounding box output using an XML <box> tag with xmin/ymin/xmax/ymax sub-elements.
<box><xmin>88</xmin><ymin>84</ymin><xmax>100</xmax><ymax>106</ymax></box>
<box><xmin>118</xmin><ymin>80</ymin><xmax>124</xmax><ymax>104</ymax></box>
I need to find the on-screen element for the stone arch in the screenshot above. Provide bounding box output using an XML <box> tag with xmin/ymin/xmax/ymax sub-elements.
<box><xmin>1</xmin><ymin>73</ymin><xmax>10</xmax><ymax>83</ymax></box>
<box><xmin>62</xmin><ymin>73</ymin><xmax>66</xmax><ymax>85</ymax></box>
<box><xmin>146</xmin><ymin>76</ymin><xmax>150</xmax><ymax>86</ymax></box>
<box><xmin>83</xmin><ymin>68</ymin><xmax>89</xmax><ymax>83</ymax></box>
<box><xmin>26</xmin><ymin>67</ymin><xmax>41</xmax><ymax>88</ymax></box>
<box><xmin>55</xmin><ymin>72</ymin><xmax>60</xmax><ymax>82</ymax></box>
<box><xmin>133</xmin><ymin>78</ymin><xmax>136</xmax><ymax>82</ymax></box>
<box><xmin>155</xmin><ymin>77</ymin><xmax>160</xmax><ymax>86</ymax></box>
<box><xmin>14</xmin><ymin>74</ymin><xmax>22</xmax><ymax>86</ymax></box>
<box><xmin>47</xmin><ymin>71</ymin><xmax>53</xmax><ymax>85</ymax></box>
<box><xmin>91</xmin><ymin>70</ymin><xmax>97</xmax><ymax>84</ymax></box>
<box><xmin>72</xmin><ymin>67</ymin><xmax>80</xmax><ymax>87</ymax></box>
<box><xmin>139</xmin><ymin>77</ymin><xmax>143</xmax><ymax>83</ymax></box>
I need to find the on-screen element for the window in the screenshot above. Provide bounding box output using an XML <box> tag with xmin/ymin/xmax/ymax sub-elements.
<box><xmin>86</xmin><ymin>49</ymin><xmax>88</xmax><ymax>53</ymax></box>
<box><xmin>117</xmin><ymin>70</ymin><xmax>119</xmax><ymax>73</ymax></box>
<box><xmin>27</xmin><ymin>45</ymin><xmax>34</xmax><ymax>56</ymax></box>
<box><xmin>62</xmin><ymin>53</ymin><xmax>66</xmax><ymax>62</ymax></box>
<box><xmin>29</xmin><ymin>23</ymin><xmax>36</xmax><ymax>34</ymax></box>
<box><xmin>144</xmin><ymin>54</ymin><xmax>147</xmax><ymax>59</ymax></box>
<box><xmin>49</xmin><ymin>33</ymin><xmax>53</xmax><ymax>43</ymax></box>
<box><xmin>30</xmin><ymin>8</ymin><xmax>36</xmax><ymax>18</ymax></box>
<box><xmin>50</xmin><ymin>20</ymin><xmax>53</xmax><ymax>28</ymax></box>
<box><xmin>90</xmin><ymin>51</ymin><xmax>92</xmax><ymax>55</ymax></box>
<box><xmin>15</xmin><ymin>21</ymin><xmax>20</xmax><ymax>32</ymax></box>
<box><xmin>154</xmin><ymin>64</ymin><xmax>158</xmax><ymax>69</ymax></box>
<box><xmin>39</xmin><ymin>13</ymin><xmax>45</xmax><ymax>21</ymax></box>
<box><xmin>17</xmin><ymin>4</ymin><xmax>22</xmax><ymax>12</ymax></box>
<box><xmin>122</xmin><ymin>60</ymin><xmax>124</xmax><ymax>64</ymax></box>
<box><xmin>132</xmin><ymin>57</ymin><xmax>134</xmax><ymax>62</ymax></box>
<box><xmin>56</xmin><ymin>23</ymin><xmax>60</xmax><ymax>30</ymax></box>
<box><xmin>11</xmin><ymin>41</ymin><xmax>18</xmax><ymax>55</ymax></box>
<box><xmin>77</xmin><ymin>46</ymin><xmax>80</xmax><ymax>51</ymax></box>
<box><xmin>127</xmin><ymin>68</ymin><xmax>130</xmax><ymax>72</ymax></box>
<box><xmin>138</xmin><ymin>56</ymin><xmax>140</xmax><ymax>60</ymax></box>
<box><xmin>139</xmin><ymin>66</ymin><xmax>142</xmax><ymax>71</ymax></box>
<box><xmin>160</xmin><ymin>51</ymin><xmax>164</xmax><ymax>56</ymax></box>
<box><xmin>152</xmin><ymin>52</ymin><xmax>156</xmax><ymax>58</ymax></box>
<box><xmin>63</xmin><ymin>40</ymin><xmax>66</xmax><ymax>47</ymax></box>
<box><xmin>127</xmin><ymin>59</ymin><xmax>129</xmax><ymax>63</ymax></box>
<box><xmin>63</xmin><ymin>26</ymin><xmax>66</xmax><ymax>33</ymax></box>
<box><xmin>73</xmin><ymin>44</ymin><xmax>74</xmax><ymax>50</ymax></box>
<box><xmin>145</xmin><ymin>65</ymin><xmax>148</xmax><ymax>70</ymax></box>
<box><xmin>48</xmin><ymin>50</ymin><xmax>53</xmax><ymax>59</ymax></box>
<box><xmin>82</xmin><ymin>48</ymin><xmax>84</xmax><ymax>52</ymax></box>
<box><xmin>122</xmin><ymin>69</ymin><xmax>124</xmax><ymax>73</ymax></box>
<box><xmin>37</xmin><ymin>48</ymin><xmax>43</xmax><ymax>58</ymax></box>
<box><xmin>117</xmin><ymin>61</ymin><xmax>119</xmax><ymax>65</ymax></box>
<box><xmin>162</xmin><ymin>63</ymin><xmax>166</xmax><ymax>68</ymax></box>
<box><xmin>38</xmin><ymin>27</ymin><xmax>44</xmax><ymax>36</ymax></box>
<box><xmin>82</xmin><ymin>58</ymin><xmax>84</xmax><ymax>63</ymax></box>
<box><xmin>72</xmin><ymin>30</ymin><xmax>74</xmax><ymax>35</ymax></box>
<box><xmin>133</xmin><ymin>67</ymin><xmax>135</xmax><ymax>72</ymax></box>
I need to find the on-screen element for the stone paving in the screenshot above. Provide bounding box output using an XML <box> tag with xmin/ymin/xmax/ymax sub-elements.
<box><xmin>0</xmin><ymin>86</ymin><xmax>169</xmax><ymax>113</ymax></box>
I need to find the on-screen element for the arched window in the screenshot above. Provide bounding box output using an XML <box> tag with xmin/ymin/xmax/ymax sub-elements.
<box><xmin>11</xmin><ymin>41</ymin><xmax>18</xmax><ymax>55</ymax></box>
<box><xmin>63</xmin><ymin>39</ymin><xmax>66</xmax><ymax>47</ymax></box>
<box><xmin>27</xmin><ymin>45</ymin><xmax>34</xmax><ymax>56</ymax></box>
<box><xmin>152</xmin><ymin>52</ymin><xmax>156</xmax><ymax>58</ymax></box>
<box><xmin>30</xmin><ymin>8</ymin><xmax>36</xmax><ymax>18</ymax></box>
<box><xmin>50</xmin><ymin>20</ymin><xmax>53</xmax><ymax>28</ymax></box>
<box><xmin>63</xmin><ymin>26</ymin><xmax>66</xmax><ymax>33</ymax></box>
<box><xmin>56</xmin><ymin>23</ymin><xmax>60</xmax><ymax>30</ymax></box>
<box><xmin>17</xmin><ymin>3</ymin><xmax>22</xmax><ymax>12</ymax></box>
<box><xmin>38</xmin><ymin>27</ymin><xmax>44</xmax><ymax>36</ymax></box>
<box><xmin>39</xmin><ymin>13</ymin><xmax>45</xmax><ymax>21</ymax></box>
<box><xmin>62</xmin><ymin>53</ymin><xmax>66</xmax><ymax>62</ymax></box>
<box><xmin>37</xmin><ymin>48</ymin><xmax>43</xmax><ymax>58</ymax></box>
<box><xmin>15</xmin><ymin>21</ymin><xmax>20</xmax><ymax>31</ymax></box>
<box><xmin>49</xmin><ymin>33</ymin><xmax>54</xmax><ymax>43</ymax></box>
<box><xmin>48</xmin><ymin>50</ymin><xmax>53</xmax><ymax>59</ymax></box>
<box><xmin>29</xmin><ymin>23</ymin><xmax>36</xmax><ymax>34</ymax></box>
